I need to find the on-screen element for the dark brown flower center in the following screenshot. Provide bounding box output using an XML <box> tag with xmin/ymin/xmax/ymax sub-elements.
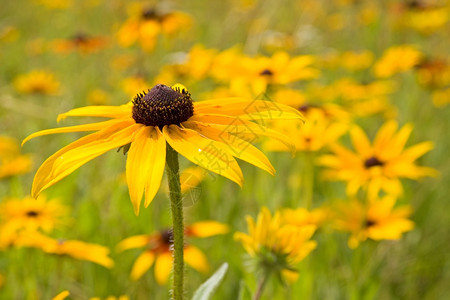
<box><xmin>365</xmin><ymin>219</ymin><xmax>377</xmax><ymax>227</ymax></box>
<box><xmin>364</xmin><ymin>156</ymin><xmax>384</xmax><ymax>168</ymax></box>
<box><xmin>132</xmin><ymin>84</ymin><xmax>194</xmax><ymax>127</ymax></box>
<box><xmin>259</xmin><ymin>69</ymin><xmax>274</xmax><ymax>76</ymax></box>
<box><xmin>26</xmin><ymin>210</ymin><xmax>39</xmax><ymax>217</ymax></box>
<box><xmin>71</xmin><ymin>33</ymin><xmax>89</xmax><ymax>44</ymax></box>
<box><xmin>160</xmin><ymin>229</ymin><xmax>174</xmax><ymax>245</ymax></box>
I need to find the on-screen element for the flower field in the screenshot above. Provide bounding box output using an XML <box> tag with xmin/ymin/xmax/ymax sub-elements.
<box><xmin>1</xmin><ymin>0</ymin><xmax>449</xmax><ymax>299</ymax></box>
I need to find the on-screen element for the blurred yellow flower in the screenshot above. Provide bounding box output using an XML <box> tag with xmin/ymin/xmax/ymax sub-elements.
<box><xmin>154</xmin><ymin>45</ymin><xmax>218</xmax><ymax>86</ymax></box>
<box><xmin>282</xmin><ymin>207</ymin><xmax>328</xmax><ymax>228</ymax></box>
<box><xmin>234</xmin><ymin>207</ymin><xmax>317</xmax><ymax>282</ymax></box>
<box><xmin>0</xmin><ymin>195</ymin><xmax>68</xmax><ymax>234</ymax></box>
<box><xmin>117</xmin><ymin>221</ymin><xmax>228</xmax><ymax>284</ymax></box>
<box><xmin>0</xmin><ymin>136</ymin><xmax>32</xmax><ymax>179</ymax></box>
<box><xmin>264</xmin><ymin>109</ymin><xmax>348</xmax><ymax>152</ymax></box>
<box><xmin>51</xmin><ymin>33</ymin><xmax>107</xmax><ymax>54</ymax></box>
<box><xmin>402</xmin><ymin>5</ymin><xmax>449</xmax><ymax>34</ymax></box>
<box><xmin>228</xmin><ymin>51</ymin><xmax>319</xmax><ymax>94</ymax></box>
<box><xmin>87</xmin><ymin>89</ymin><xmax>110</xmax><ymax>105</ymax></box>
<box><xmin>121</xmin><ymin>76</ymin><xmax>150</xmax><ymax>98</ymax></box>
<box><xmin>117</xmin><ymin>5</ymin><xmax>192</xmax><ymax>52</ymax></box>
<box><xmin>374</xmin><ymin>45</ymin><xmax>422</xmax><ymax>78</ymax></box>
<box><xmin>23</xmin><ymin>84</ymin><xmax>300</xmax><ymax>215</ymax></box>
<box><xmin>19</xmin><ymin>232</ymin><xmax>114</xmax><ymax>268</ymax></box>
<box><xmin>432</xmin><ymin>87</ymin><xmax>450</xmax><ymax>107</ymax></box>
<box><xmin>333</xmin><ymin>196</ymin><xmax>414</xmax><ymax>248</ymax></box>
<box><xmin>13</xmin><ymin>70</ymin><xmax>60</xmax><ymax>95</ymax></box>
<box><xmin>415</xmin><ymin>58</ymin><xmax>450</xmax><ymax>89</ymax></box>
<box><xmin>318</xmin><ymin>121</ymin><xmax>437</xmax><ymax>199</ymax></box>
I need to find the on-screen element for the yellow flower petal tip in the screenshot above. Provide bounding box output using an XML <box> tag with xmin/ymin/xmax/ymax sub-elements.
<box><xmin>52</xmin><ymin>290</ymin><xmax>70</xmax><ymax>300</ymax></box>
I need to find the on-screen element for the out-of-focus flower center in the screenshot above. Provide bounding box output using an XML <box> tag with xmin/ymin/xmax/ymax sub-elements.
<box><xmin>365</xmin><ymin>219</ymin><xmax>377</xmax><ymax>227</ymax></box>
<box><xmin>71</xmin><ymin>33</ymin><xmax>89</xmax><ymax>44</ymax></box>
<box><xmin>26</xmin><ymin>210</ymin><xmax>39</xmax><ymax>217</ymax></box>
<box><xmin>132</xmin><ymin>84</ymin><xmax>194</xmax><ymax>127</ymax></box>
<box><xmin>160</xmin><ymin>229</ymin><xmax>174</xmax><ymax>245</ymax></box>
<box><xmin>259</xmin><ymin>69</ymin><xmax>274</xmax><ymax>76</ymax></box>
<box><xmin>364</xmin><ymin>156</ymin><xmax>384</xmax><ymax>168</ymax></box>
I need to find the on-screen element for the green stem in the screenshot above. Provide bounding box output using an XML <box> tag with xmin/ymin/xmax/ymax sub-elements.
<box><xmin>253</xmin><ymin>270</ymin><xmax>272</xmax><ymax>300</ymax></box>
<box><xmin>166</xmin><ymin>143</ymin><xmax>184</xmax><ymax>300</ymax></box>
<box><xmin>302</xmin><ymin>152</ymin><xmax>315</xmax><ymax>209</ymax></box>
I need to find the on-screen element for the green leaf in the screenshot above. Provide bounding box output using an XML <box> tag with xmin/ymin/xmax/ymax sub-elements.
<box><xmin>192</xmin><ymin>263</ymin><xmax>229</xmax><ymax>300</ymax></box>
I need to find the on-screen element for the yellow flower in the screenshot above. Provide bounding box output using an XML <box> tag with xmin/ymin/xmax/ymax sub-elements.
<box><xmin>234</xmin><ymin>207</ymin><xmax>316</xmax><ymax>281</ymax></box>
<box><xmin>333</xmin><ymin>196</ymin><xmax>414</xmax><ymax>248</ymax></box>
<box><xmin>117</xmin><ymin>5</ymin><xmax>192</xmax><ymax>52</ymax></box>
<box><xmin>154</xmin><ymin>45</ymin><xmax>218</xmax><ymax>84</ymax></box>
<box><xmin>264</xmin><ymin>109</ymin><xmax>348</xmax><ymax>152</ymax></box>
<box><xmin>339</xmin><ymin>50</ymin><xmax>374</xmax><ymax>71</ymax></box>
<box><xmin>415</xmin><ymin>58</ymin><xmax>450</xmax><ymax>89</ymax></box>
<box><xmin>432</xmin><ymin>87</ymin><xmax>450</xmax><ymax>107</ymax></box>
<box><xmin>51</xmin><ymin>33</ymin><xmax>107</xmax><ymax>54</ymax></box>
<box><xmin>228</xmin><ymin>51</ymin><xmax>319</xmax><ymax>94</ymax></box>
<box><xmin>121</xmin><ymin>76</ymin><xmax>150</xmax><ymax>98</ymax></box>
<box><xmin>87</xmin><ymin>89</ymin><xmax>110</xmax><ymax>105</ymax></box>
<box><xmin>282</xmin><ymin>207</ymin><xmax>328</xmax><ymax>228</ymax></box>
<box><xmin>0</xmin><ymin>136</ymin><xmax>32</xmax><ymax>179</ymax></box>
<box><xmin>18</xmin><ymin>232</ymin><xmax>114</xmax><ymax>268</ymax></box>
<box><xmin>402</xmin><ymin>5</ymin><xmax>449</xmax><ymax>34</ymax></box>
<box><xmin>0</xmin><ymin>195</ymin><xmax>68</xmax><ymax>234</ymax></box>
<box><xmin>117</xmin><ymin>221</ymin><xmax>228</xmax><ymax>284</ymax></box>
<box><xmin>318</xmin><ymin>121</ymin><xmax>437</xmax><ymax>199</ymax></box>
<box><xmin>13</xmin><ymin>70</ymin><xmax>60</xmax><ymax>95</ymax></box>
<box><xmin>23</xmin><ymin>83</ymin><xmax>301</xmax><ymax>214</ymax></box>
<box><xmin>374</xmin><ymin>45</ymin><xmax>423</xmax><ymax>78</ymax></box>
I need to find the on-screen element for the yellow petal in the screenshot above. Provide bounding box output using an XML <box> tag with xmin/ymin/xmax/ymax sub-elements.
<box><xmin>32</xmin><ymin>122</ymin><xmax>138</xmax><ymax>198</ymax></box>
<box><xmin>130</xmin><ymin>251</ymin><xmax>155</xmax><ymax>281</ymax></box>
<box><xmin>183</xmin><ymin>121</ymin><xmax>275</xmax><ymax>175</ymax></box>
<box><xmin>52</xmin><ymin>290</ymin><xmax>70</xmax><ymax>300</ymax></box>
<box><xmin>350</xmin><ymin>126</ymin><xmax>372</xmax><ymax>158</ymax></box>
<box><xmin>116</xmin><ymin>235</ymin><xmax>149</xmax><ymax>252</ymax></box>
<box><xmin>180</xmin><ymin>166</ymin><xmax>206</xmax><ymax>193</ymax></box>
<box><xmin>57</xmin><ymin>104</ymin><xmax>132</xmax><ymax>122</ymax></box>
<box><xmin>126</xmin><ymin>126</ymin><xmax>166</xmax><ymax>215</ymax></box>
<box><xmin>184</xmin><ymin>245</ymin><xmax>210</xmax><ymax>273</ymax></box>
<box><xmin>154</xmin><ymin>252</ymin><xmax>172</xmax><ymax>285</ymax></box>
<box><xmin>188</xmin><ymin>221</ymin><xmax>229</xmax><ymax>237</ymax></box>
<box><xmin>163</xmin><ymin>125</ymin><xmax>244</xmax><ymax>186</ymax></box>
<box><xmin>22</xmin><ymin>119</ymin><xmax>122</xmax><ymax>146</ymax></box>
<box><xmin>189</xmin><ymin>114</ymin><xmax>296</xmax><ymax>153</ymax></box>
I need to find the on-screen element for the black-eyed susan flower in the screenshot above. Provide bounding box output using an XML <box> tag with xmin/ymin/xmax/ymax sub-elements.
<box><xmin>333</xmin><ymin>196</ymin><xmax>414</xmax><ymax>248</ymax></box>
<box><xmin>373</xmin><ymin>45</ymin><xmax>423</xmax><ymax>78</ymax></box>
<box><xmin>400</xmin><ymin>2</ymin><xmax>449</xmax><ymax>34</ymax></box>
<box><xmin>0</xmin><ymin>136</ymin><xmax>32</xmax><ymax>179</ymax></box>
<box><xmin>117</xmin><ymin>221</ymin><xmax>228</xmax><ymax>284</ymax></box>
<box><xmin>0</xmin><ymin>195</ymin><xmax>68</xmax><ymax>234</ymax></box>
<box><xmin>18</xmin><ymin>232</ymin><xmax>114</xmax><ymax>268</ymax></box>
<box><xmin>264</xmin><ymin>109</ymin><xmax>348</xmax><ymax>152</ymax></box>
<box><xmin>318</xmin><ymin>121</ymin><xmax>437</xmax><ymax>199</ymax></box>
<box><xmin>23</xmin><ymin>83</ymin><xmax>301</xmax><ymax>214</ymax></box>
<box><xmin>234</xmin><ymin>207</ymin><xmax>317</xmax><ymax>283</ymax></box>
<box><xmin>51</xmin><ymin>33</ymin><xmax>107</xmax><ymax>54</ymax></box>
<box><xmin>13</xmin><ymin>70</ymin><xmax>60</xmax><ymax>95</ymax></box>
<box><xmin>117</xmin><ymin>4</ymin><xmax>192</xmax><ymax>52</ymax></box>
<box><xmin>217</xmin><ymin>51</ymin><xmax>319</xmax><ymax>94</ymax></box>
